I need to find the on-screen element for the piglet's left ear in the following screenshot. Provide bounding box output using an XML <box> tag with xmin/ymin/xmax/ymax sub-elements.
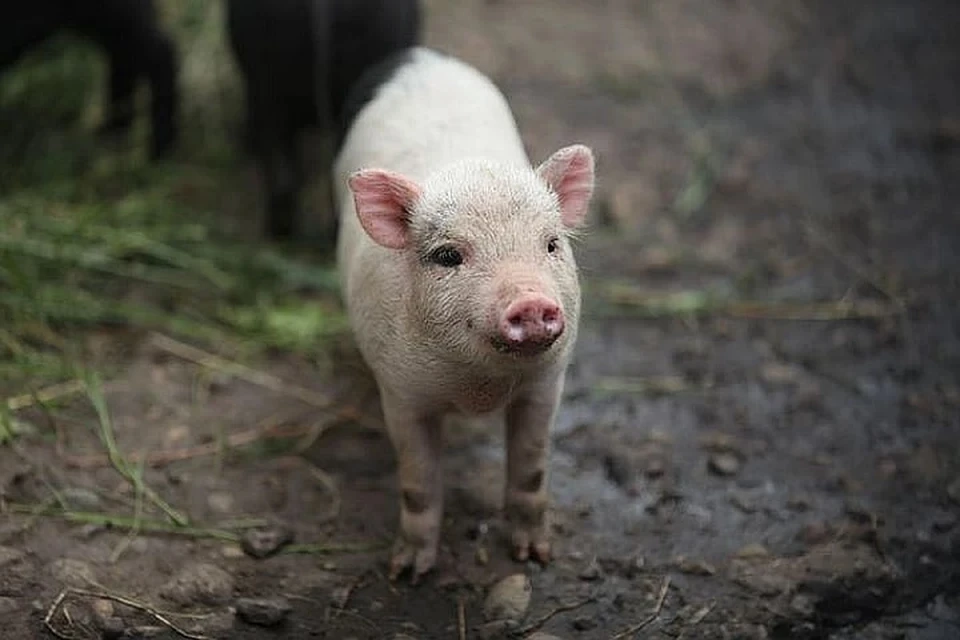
<box><xmin>536</xmin><ymin>144</ymin><xmax>595</xmax><ymax>229</ymax></box>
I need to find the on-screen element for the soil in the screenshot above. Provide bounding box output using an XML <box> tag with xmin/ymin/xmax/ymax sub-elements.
<box><xmin>3</xmin><ymin>0</ymin><xmax>960</xmax><ymax>638</ymax></box>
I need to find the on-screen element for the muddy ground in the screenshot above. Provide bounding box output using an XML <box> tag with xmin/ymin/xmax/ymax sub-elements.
<box><xmin>3</xmin><ymin>0</ymin><xmax>960</xmax><ymax>638</ymax></box>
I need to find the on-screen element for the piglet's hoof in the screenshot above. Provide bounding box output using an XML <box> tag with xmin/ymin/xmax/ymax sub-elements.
<box><xmin>388</xmin><ymin>538</ymin><xmax>437</xmax><ymax>585</ymax></box>
<box><xmin>510</xmin><ymin>527</ymin><xmax>552</xmax><ymax>565</ymax></box>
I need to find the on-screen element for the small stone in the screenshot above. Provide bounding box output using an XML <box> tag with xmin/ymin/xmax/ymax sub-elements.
<box><xmin>161</xmin><ymin>563</ymin><xmax>234</xmax><ymax>606</ymax></box>
<box><xmin>221</xmin><ymin>545</ymin><xmax>245</xmax><ymax>559</ymax></box>
<box><xmin>99</xmin><ymin>616</ymin><xmax>125</xmax><ymax>640</ymax></box>
<box><xmin>735</xmin><ymin>543</ymin><xmax>770</xmax><ymax>559</ymax></box>
<box><xmin>571</xmin><ymin>615</ymin><xmax>597</xmax><ymax>631</ymax></box>
<box><xmin>708</xmin><ymin>453</ymin><xmax>741</xmax><ymax>477</ymax></box>
<box><xmin>675</xmin><ymin>556</ymin><xmax>716</xmax><ymax>576</ymax></box>
<box><xmin>91</xmin><ymin>598</ymin><xmax>114</xmax><ymax>622</ymax></box>
<box><xmin>241</xmin><ymin>525</ymin><xmax>294</xmax><ymax>558</ymax></box>
<box><xmin>526</xmin><ymin>633</ymin><xmax>565</xmax><ymax>640</ymax></box>
<box><xmin>759</xmin><ymin>362</ymin><xmax>804</xmax><ymax>386</ymax></box>
<box><xmin>734</xmin><ymin>572</ymin><xmax>790</xmax><ymax>597</ymax></box>
<box><xmin>49</xmin><ymin>558</ymin><xmax>97</xmax><ymax>588</ymax></box>
<box><xmin>475</xmin><ymin>546</ymin><xmax>489</xmax><ymax>566</ymax></box>
<box><xmin>730</xmin><ymin>493</ymin><xmax>757</xmax><ymax>513</ymax></box>
<box><xmin>483</xmin><ymin>574</ymin><xmax>532</xmax><ymax>621</ymax></box>
<box><xmin>235</xmin><ymin>597</ymin><xmax>292</xmax><ymax>627</ymax></box>
<box><xmin>206</xmin><ymin>492</ymin><xmax>234</xmax><ymax>515</ymax></box>
<box><xmin>0</xmin><ymin>546</ymin><xmax>25</xmax><ymax>569</ymax></box>
<box><xmin>786</xmin><ymin>495</ymin><xmax>811</xmax><ymax>512</ymax></box>
<box><xmin>61</xmin><ymin>487</ymin><xmax>102</xmax><ymax>511</ymax></box>
<box><xmin>578</xmin><ymin>557</ymin><xmax>603</xmax><ymax>581</ymax></box>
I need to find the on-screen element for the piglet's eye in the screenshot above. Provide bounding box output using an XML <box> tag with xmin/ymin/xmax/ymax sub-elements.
<box><xmin>547</xmin><ymin>237</ymin><xmax>560</xmax><ymax>254</ymax></box>
<box><xmin>428</xmin><ymin>245</ymin><xmax>464</xmax><ymax>267</ymax></box>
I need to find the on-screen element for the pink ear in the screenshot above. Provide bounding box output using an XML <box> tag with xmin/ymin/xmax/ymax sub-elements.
<box><xmin>348</xmin><ymin>169</ymin><xmax>422</xmax><ymax>249</ymax></box>
<box><xmin>536</xmin><ymin>144</ymin><xmax>596</xmax><ymax>228</ymax></box>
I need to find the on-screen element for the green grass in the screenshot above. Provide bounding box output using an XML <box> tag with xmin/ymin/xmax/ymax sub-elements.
<box><xmin>0</xmin><ymin>1</ymin><xmax>347</xmax><ymax>398</ymax></box>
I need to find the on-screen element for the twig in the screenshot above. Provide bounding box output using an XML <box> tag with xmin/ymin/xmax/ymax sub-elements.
<box><xmin>44</xmin><ymin>587</ymin><xmax>208</xmax><ymax>640</ymax></box>
<box><xmin>611</xmin><ymin>575</ymin><xmax>671</xmax><ymax>639</ymax></box>
<box><xmin>149</xmin><ymin>332</ymin><xmax>333</xmax><ymax>407</ymax></box>
<box><xmin>457</xmin><ymin>596</ymin><xmax>467</xmax><ymax>640</ymax></box>
<box><xmin>5</xmin><ymin>379</ymin><xmax>85</xmax><ymax>412</ymax></box>
<box><xmin>517</xmin><ymin>591</ymin><xmax>597</xmax><ymax>636</ymax></box>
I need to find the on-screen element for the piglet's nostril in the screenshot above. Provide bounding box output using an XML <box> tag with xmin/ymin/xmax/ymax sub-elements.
<box><xmin>498</xmin><ymin>295</ymin><xmax>565</xmax><ymax>353</ymax></box>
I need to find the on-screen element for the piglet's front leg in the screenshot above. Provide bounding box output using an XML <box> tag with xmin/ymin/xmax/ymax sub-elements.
<box><xmin>381</xmin><ymin>394</ymin><xmax>444</xmax><ymax>584</ymax></box>
<box><xmin>504</xmin><ymin>376</ymin><xmax>563</xmax><ymax>564</ymax></box>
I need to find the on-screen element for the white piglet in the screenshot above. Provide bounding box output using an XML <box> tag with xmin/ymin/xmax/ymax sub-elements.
<box><xmin>335</xmin><ymin>47</ymin><xmax>595</xmax><ymax>583</ymax></box>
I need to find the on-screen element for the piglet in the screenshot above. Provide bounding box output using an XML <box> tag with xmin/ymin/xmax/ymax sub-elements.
<box><xmin>334</xmin><ymin>47</ymin><xmax>595</xmax><ymax>583</ymax></box>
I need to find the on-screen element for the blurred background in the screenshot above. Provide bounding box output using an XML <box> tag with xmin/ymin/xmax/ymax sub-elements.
<box><xmin>1</xmin><ymin>1</ymin><xmax>958</xmax><ymax>638</ymax></box>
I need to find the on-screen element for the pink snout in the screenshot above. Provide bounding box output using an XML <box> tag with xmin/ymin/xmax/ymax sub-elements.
<box><xmin>496</xmin><ymin>295</ymin><xmax>565</xmax><ymax>355</ymax></box>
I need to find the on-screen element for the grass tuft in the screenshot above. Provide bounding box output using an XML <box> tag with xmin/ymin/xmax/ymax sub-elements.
<box><xmin>0</xmin><ymin>0</ymin><xmax>346</xmax><ymax>399</ymax></box>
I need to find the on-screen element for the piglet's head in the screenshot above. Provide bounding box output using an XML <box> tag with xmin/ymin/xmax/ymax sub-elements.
<box><xmin>348</xmin><ymin>144</ymin><xmax>596</xmax><ymax>363</ymax></box>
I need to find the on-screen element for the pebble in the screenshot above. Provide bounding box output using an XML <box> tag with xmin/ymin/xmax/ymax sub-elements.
<box><xmin>759</xmin><ymin>362</ymin><xmax>804</xmax><ymax>386</ymax></box>
<box><xmin>735</xmin><ymin>543</ymin><xmax>771</xmax><ymax>559</ymax></box>
<box><xmin>475</xmin><ymin>546</ymin><xmax>489</xmax><ymax>566</ymax></box>
<box><xmin>241</xmin><ymin>525</ymin><xmax>294</xmax><ymax>558</ymax></box>
<box><xmin>160</xmin><ymin>563</ymin><xmax>234</xmax><ymax>606</ymax></box>
<box><xmin>49</xmin><ymin>558</ymin><xmax>97</xmax><ymax>588</ymax></box>
<box><xmin>675</xmin><ymin>556</ymin><xmax>716</xmax><ymax>576</ymax></box>
<box><xmin>235</xmin><ymin>596</ymin><xmax>292</xmax><ymax>627</ymax></box>
<box><xmin>708</xmin><ymin>453</ymin><xmax>741</xmax><ymax>477</ymax></box>
<box><xmin>206</xmin><ymin>492</ymin><xmax>234</xmax><ymax>515</ymax></box>
<box><xmin>483</xmin><ymin>574</ymin><xmax>532</xmax><ymax>621</ymax></box>
<box><xmin>526</xmin><ymin>633</ymin><xmax>565</xmax><ymax>640</ymax></box>
<box><xmin>729</xmin><ymin>493</ymin><xmax>758</xmax><ymax>514</ymax></box>
<box><xmin>90</xmin><ymin>598</ymin><xmax>114</xmax><ymax>622</ymax></box>
<box><xmin>578</xmin><ymin>557</ymin><xmax>603</xmax><ymax>581</ymax></box>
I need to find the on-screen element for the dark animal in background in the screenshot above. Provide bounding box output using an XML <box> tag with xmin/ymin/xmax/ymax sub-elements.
<box><xmin>225</xmin><ymin>0</ymin><xmax>421</xmax><ymax>242</ymax></box>
<box><xmin>0</xmin><ymin>0</ymin><xmax>180</xmax><ymax>160</ymax></box>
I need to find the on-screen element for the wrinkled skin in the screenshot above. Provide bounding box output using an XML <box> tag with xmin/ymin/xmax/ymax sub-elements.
<box><xmin>335</xmin><ymin>48</ymin><xmax>595</xmax><ymax>583</ymax></box>
<box><xmin>0</xmin><ymin>0</ymin><xmax>179</xmax><ymax>160</ymax></box>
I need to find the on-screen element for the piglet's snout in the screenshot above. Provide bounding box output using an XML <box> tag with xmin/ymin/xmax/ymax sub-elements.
<box><xmin>497</xmin><ymin>294</ymin><xmax>565</xmax><ymax>354</ymax></box>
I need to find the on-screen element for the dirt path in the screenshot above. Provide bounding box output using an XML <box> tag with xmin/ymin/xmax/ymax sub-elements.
<box><xmin>2</xmin><ymin>0</ymin><xmax>959</xmax><ymax>638</ymax></box>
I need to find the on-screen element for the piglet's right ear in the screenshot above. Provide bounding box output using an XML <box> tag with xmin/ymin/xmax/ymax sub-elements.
<box><xmin>348</xmin><ymin>169</ymin><xmax>422</xmax><ymax>249</ymax></box>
